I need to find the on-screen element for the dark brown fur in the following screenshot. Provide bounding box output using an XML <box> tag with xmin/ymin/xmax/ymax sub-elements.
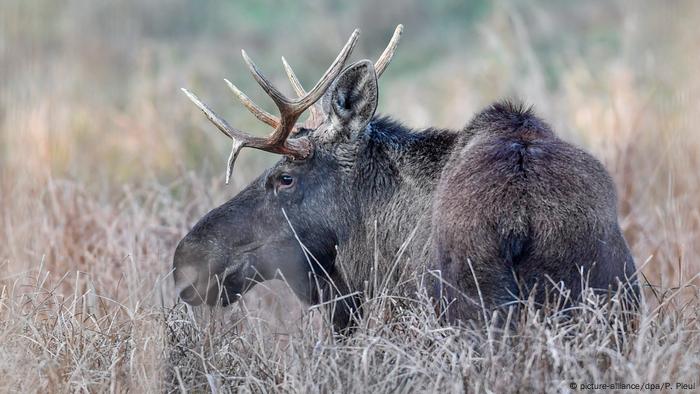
<box><xmin>432</xmin><ymin>102</ymin><xmax>638</xmax><ymax>322</ymax></box>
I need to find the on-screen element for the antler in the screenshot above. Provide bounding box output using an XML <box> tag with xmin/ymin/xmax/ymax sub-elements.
<box><xmin>182</xmin><ymin>25</ymin><xmax>403</xmax><ymax>183</ymax></box>
<box><xmin>374</xmin><ymin>24</ymin><xmax>403</xmax><ymax>77</ymax></box>
<box><xmin>182</xmin><ymin>29</ymin><xmax>360</xmax><ymax>183</ymax></box>
<box><xmin>280</xmin><ymin>24</ymin><xmax>404</xmax><ymax>130</ymax></box>
<box><xmin>281</xmin><ymin>56</ymin><xmax>326</xmax><ymax>129</ymax></box>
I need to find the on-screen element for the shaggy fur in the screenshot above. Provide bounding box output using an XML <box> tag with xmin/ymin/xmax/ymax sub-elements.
<box><xmin>433</xmin><ymin>101</ymin><xmax>638</xmax><ymax>323</ymax></box>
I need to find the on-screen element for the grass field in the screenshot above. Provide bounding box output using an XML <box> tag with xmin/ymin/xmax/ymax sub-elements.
<box><xmin>1</xmin><ymin>1</ymin><xmax>699</xmax><ymax>392</ymax></box>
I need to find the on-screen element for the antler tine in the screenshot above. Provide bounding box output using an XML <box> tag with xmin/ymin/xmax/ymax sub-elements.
<box><xmin>294</xmin><ymin>29</ymin><xmax>360</xmax><ymax>111</ymax></box>
<box><xmin>375</xmin><ymin>24</ymin><xmax>403</xmax><ymax>77</ymax></box>
<box><xmin>181</xmin><ymin>88</ymin><xmax>239</xmax><ymax>140</ymax></box>
<box><xmin>241</xmin><ymin>49</ymin><xmax>296</xmax><ymax>110</ymax></box>
<box><xmin>181</xmin><ymin>88</ymin><xmax>262</xmax><ymax>183</ymax></box>
<box><xmin>281</xmin><ymin>56</ymin><xmax>325</xmax><ymax>129</ymax></box>
<box><xmin>281</xmin><ymin>56</ymin><xmax>307</xmax><ymax>97</ymax></box>
<box><xmin>224</xmin><ymin>78</ymin><xmax>279</xmax><ymax>128</ymax></box>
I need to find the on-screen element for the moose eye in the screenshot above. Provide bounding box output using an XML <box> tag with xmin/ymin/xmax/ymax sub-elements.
<box><xmin>277</xmin><ymin>174</ymin><xmax>295</xmax><ymax>189</ymax></box>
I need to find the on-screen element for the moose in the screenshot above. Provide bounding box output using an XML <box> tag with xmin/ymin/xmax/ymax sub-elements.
<box><xmin>173</xmin><ymin>25</ymin><xmax>638</xmax><ymax>329</ymax></box>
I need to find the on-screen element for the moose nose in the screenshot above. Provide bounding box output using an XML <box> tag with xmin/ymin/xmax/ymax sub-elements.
<box><xmin>173</xmin><ymin>239</ymin><xmax>209</xmax><ymax>305</ymax></box>
<box><xmin>173</xmin><ymin>237</ymin><xmax>229</xmax><ymax>306</ymax></box>
<box><xmin>173</xmin><ymin>260</ymin><xmax>205</xmax><ymax>305</ymax></box>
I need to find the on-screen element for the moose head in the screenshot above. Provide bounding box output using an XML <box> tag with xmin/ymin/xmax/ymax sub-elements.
<box><xmin>174</xmin><ymin>27</ymin><xmax>405</xmax><ymax>325</ymax></box>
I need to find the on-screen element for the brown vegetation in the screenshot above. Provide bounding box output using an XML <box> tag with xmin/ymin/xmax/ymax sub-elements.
<box><xmin>1</xmin><ymin>1</ymin><xmax>699</xmax><ymax>392</ymax></box>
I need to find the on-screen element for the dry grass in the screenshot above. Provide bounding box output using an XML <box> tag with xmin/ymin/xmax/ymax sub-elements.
<box><xmin>1</xmin><ymin>1</ymin><xmax>700</xmax><ymax>392</ymax></box>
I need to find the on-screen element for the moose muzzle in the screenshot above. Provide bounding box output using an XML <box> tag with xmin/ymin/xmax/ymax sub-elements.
<box><xmin>173</xmin><ymin>235</ymin><xmax>258</xmax><ymax>306</ymax></box>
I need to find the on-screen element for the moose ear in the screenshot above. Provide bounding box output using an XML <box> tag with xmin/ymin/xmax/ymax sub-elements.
<box><xmin>327</xmin><ymin>60</ymin><xmax>378</xmax><ymax>136</ymax></box>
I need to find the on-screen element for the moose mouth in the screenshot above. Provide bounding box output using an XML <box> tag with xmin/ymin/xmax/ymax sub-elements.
<box><xmin>215</xmin><ymin>261</ymin><xmax>260</xmax><ymax>306</ymax></box>
<box><xmin>203</xmin><ymin>275</ymin><xmax>243</xmax><ymax>307</ymax></box>
<box><xmin>177</xmin><ymin>251</ymin><xmax>261</xmax><ymax>306</ymax></box>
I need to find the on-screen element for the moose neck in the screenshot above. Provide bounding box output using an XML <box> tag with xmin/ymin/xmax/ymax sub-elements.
<box><xmin>336</xmin><ymin>117</ymin><xmax>458</xmax><ymax>296</ymax></box>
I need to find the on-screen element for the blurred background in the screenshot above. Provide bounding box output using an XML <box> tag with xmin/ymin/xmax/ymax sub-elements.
<box><xmin>1</xmin><ymin>0</ymin><xmax>699</xmax><ymax>302</ymax></box>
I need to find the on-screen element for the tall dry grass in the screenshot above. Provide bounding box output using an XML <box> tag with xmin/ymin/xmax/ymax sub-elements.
<box><xmin>1</xmin><ymin>1</ymin><xmax>699</xmax><ymax>392</ymax></box>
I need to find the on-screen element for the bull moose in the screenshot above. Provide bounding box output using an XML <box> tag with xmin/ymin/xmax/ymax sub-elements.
<box><xmin>173</xmin><ymin>25</ymin><xmax>638</xmax><ymax>329</ymax></box>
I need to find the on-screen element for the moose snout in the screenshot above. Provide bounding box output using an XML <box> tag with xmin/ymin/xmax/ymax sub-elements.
<box><xmin>173</xmin><ymin>238</ymin><xmax>229</xmax><ymax>306</ymax></box>
<box><xmin>174</xmin><ymin>265</ymin><xmax>205</xmax><ymax>305</ymax></box>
